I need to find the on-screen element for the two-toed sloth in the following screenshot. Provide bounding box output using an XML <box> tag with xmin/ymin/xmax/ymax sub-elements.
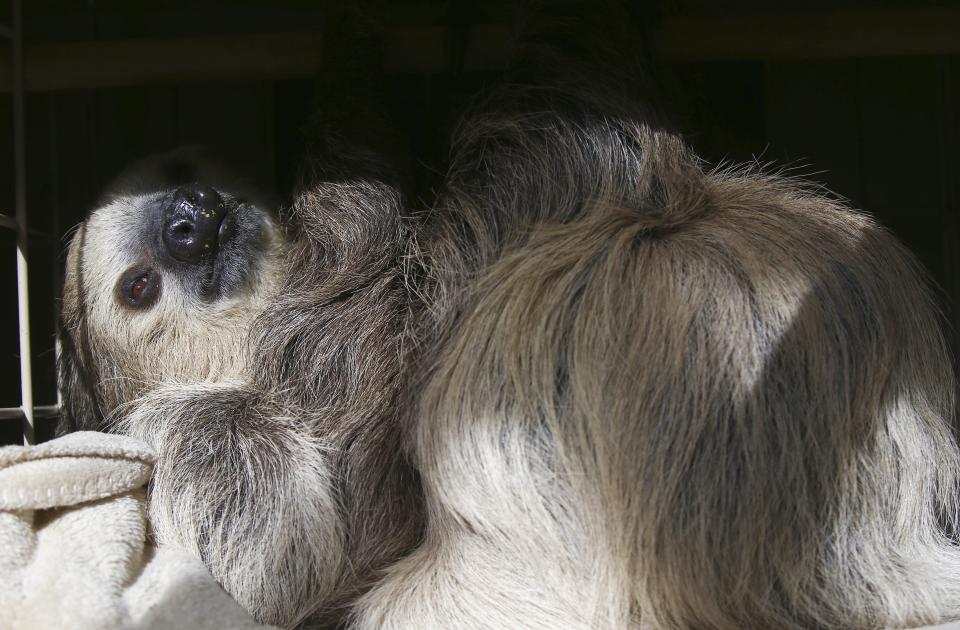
<box><xmin>57</xmin><ymin>4</ymin><xmax>960</xmax><ymax>630</ymax></box>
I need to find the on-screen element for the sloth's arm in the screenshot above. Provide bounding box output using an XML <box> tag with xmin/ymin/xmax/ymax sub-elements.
<box><xmin>282</xmin><ymin>2</ymin><xmax>411</xmax><ymax>292</ymax></box>
<box><xmin>299</xmin><ymin>4</ymin><xmax>407</xmax><ymax>186</ymax></box>
<box><xmin>115</xmin><ymin>383</ymin><xmax>345</xmax><ymax>627</ymax></box>
<box><xmin>219</xmin><ymin>5</ymin><xmax>422</xmax><ymax>627</ymax></box>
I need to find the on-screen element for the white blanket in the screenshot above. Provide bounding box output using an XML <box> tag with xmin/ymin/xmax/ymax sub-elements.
<box><xmin>0</xmin><ymin>431</ymin><xmax>275</xmax><ymax>630</ymax></box>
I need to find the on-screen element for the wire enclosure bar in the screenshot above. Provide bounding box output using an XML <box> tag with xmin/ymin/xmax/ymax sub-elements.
<box><xmin>11</xmin><ymin>0</ymin><xmax>34</xmax><ymax>444</ymax></box>
<box><xmin>0</xmin><ymin>405</ymin><xmax>58</xmax><ymax>421</ymax></box>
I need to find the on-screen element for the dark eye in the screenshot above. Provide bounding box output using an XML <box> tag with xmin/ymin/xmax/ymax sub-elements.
<box><xmin>115</xmin><ymin>266</ymin><xmax>161</xmax><ymax>310</ymax></box>
<box><xmin>129</xmin><ymin>275</ymin><xmax>148</xmax><ymax>300</ymax></box>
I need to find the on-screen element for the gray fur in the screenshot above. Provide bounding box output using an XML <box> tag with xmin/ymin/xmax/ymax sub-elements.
<box><xmin>59</xmin><ymin>4</ymin><xmax>960</xmax><ymax>629</ymax></box>
<box><xmin>354</xmin><ymin>99</ymin><xmax>960</xmax><ymax>629</ymax></box>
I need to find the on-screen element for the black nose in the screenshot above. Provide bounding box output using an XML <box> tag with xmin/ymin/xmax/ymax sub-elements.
<box><xmin>162</xmin><ymin>184</ymin><xmax>226</xmax><ymax>263</ymax></box>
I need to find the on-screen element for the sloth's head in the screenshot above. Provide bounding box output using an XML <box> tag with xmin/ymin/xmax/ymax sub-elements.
<box><xmin>59</xmin><ymin>154</ymin><xmax>286</xmax><ymax>430</ymax></box>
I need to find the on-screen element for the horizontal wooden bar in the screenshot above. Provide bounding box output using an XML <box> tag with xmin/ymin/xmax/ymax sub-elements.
<box><xmin>0</xmin><ymin>25</ymin><xmax>510</xmax><ymax>92</ymax></box>
<box><xmin>1</xmin><ymin>32</ymin><xmax>325</xmax><ymax>92</ymax></box>
<box><xmin>654</xmin><ymin>8</ymin><xmax>960</xmax><ymax>61</ymax></box>
<box><xmin>0</xmin><ymin>405</ymin><xmax>59</xmax><ymax>421</ymax></box>
<box><xmin>34</xmin><ymin>405</ymin><xmax>59</xmax><ymax>419</ymax></box>
<box><xmin>0</xmin><ymin>214</ymin><xmax>17</xmax><ymax>230</ymax></box>
<box><xmin>0</xmin><ymin>8</ymin><xmax>958</xmax><ymax>93</ymax></box>
<box><xmin>0</xmin><ymin>407</ymin><xmax>25</xmax><ymax>421</ymax></box>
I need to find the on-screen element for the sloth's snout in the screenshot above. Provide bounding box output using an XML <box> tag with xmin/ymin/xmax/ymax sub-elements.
<box><xmin>162</xmin><ymin>184</ymin><xmax>227</xmax><ymax>263</ymax></box>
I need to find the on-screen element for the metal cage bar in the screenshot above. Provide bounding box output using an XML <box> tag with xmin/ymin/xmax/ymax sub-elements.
<box><xmin>2</xmin><ymin>0</ymin><xmax>36</xmax><ymax>445</ymax></box>
<box><xmin>12</xmin><ymin>0</ymin><xmax>33</xmax><ymax>445</ymax></box>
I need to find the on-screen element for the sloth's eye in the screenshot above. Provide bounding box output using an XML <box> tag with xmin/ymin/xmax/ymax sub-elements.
<box><xmin>130</xmin><ymin>276</ymin><xmax>148</xmax><ymax>301</ymax></box>
<box><xmin>115</xmin><ymin>266</ymin><xmax>161</xmax><ymax>311</ymax></box>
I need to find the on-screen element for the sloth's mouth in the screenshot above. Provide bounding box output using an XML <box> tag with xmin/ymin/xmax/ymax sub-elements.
<box><xmin>201</xmin><ymin>202</ymin><xmax>271</xmax><ymax>302</ymax></box>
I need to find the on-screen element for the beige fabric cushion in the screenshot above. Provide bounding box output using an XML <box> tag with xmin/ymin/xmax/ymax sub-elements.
<box><xmin>0</xmin><ymin>431</ymin><xmax>275</xmax><ymax>630</ymax></box>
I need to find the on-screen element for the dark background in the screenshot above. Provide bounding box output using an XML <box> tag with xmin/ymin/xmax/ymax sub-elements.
<box><xmin>1</xmin><ymin>0</ymin><xmax>958</xmax><ymax>443</ymax></box>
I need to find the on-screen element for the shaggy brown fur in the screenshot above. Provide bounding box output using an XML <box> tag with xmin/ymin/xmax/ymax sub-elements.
<box><xmin>59</xmin><ymin>3</ymin><xmax>960</xmax><ymax>629</ymax></box>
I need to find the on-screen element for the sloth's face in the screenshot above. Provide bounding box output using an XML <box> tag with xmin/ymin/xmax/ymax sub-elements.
<box><xmin>62</xmin><ymin>157</ymin><xmax>286</xmax><ymax>415</ymax></box>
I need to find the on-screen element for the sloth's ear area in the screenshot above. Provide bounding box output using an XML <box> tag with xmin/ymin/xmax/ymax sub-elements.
<box><xmin>55</xmin><ymin>328</ymin><xmax>103</xmax><ymax>435</ymax></box>
<box><xmin>57</xmin><ymin>224</ymin><xmax>104</xmax><ymax>435</ymax></box>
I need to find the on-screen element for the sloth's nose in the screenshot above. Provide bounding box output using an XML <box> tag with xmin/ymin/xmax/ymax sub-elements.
<box><xmin>162</xmin><ymin>184</ymin><xmax>226</xmax><ymax>263</ymax></box>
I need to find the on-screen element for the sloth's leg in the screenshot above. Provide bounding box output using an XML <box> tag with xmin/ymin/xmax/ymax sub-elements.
<box><xmin>354</xmin><ymin>2</ymin><xmax>960</xmax><ymax>629</ymax></box>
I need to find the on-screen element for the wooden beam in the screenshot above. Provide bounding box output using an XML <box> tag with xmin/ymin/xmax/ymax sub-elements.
<box><xmin>1</xmin><ymin>9</ymin><xmax>959</xmax><ymax>92</ymax></box>
<box><xmin>0</xmin><ymin>25</ymin><xmax>512</xmax><ymax>92</ymax></box>
<box><xmin>655</xmin><ymin>8</ymin><xmax>960</xmax><ymax>61</ymax></box>
<box><xmin>0</xmin><ymin>33</ymin><xmax>325</xmax><ymax>91</ymax></box>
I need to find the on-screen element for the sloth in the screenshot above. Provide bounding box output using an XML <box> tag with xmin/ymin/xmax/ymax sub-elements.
<box><xmin>57</xmin><ymin>4</ymin><xmax>960</xmax><ymax>630</ymax></box>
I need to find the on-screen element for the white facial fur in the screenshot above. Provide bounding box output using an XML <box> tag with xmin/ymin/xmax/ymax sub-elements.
<box><xmin>62</xmin><ymin>154</ymin><xmax>286</xmax><ymax>413</ymax></box>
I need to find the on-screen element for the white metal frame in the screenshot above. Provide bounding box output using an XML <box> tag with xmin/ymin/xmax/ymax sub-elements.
<box><xmin>0</xmin><ymin>0</ymin><xmax>44</xmax><ymax>445</ymax></box>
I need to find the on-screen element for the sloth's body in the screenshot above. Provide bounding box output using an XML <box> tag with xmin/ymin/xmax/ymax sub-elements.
<box><xmin>58</xmin><ymin>6</ymin><xmax>960</xmax><ymax>630</ymax></box>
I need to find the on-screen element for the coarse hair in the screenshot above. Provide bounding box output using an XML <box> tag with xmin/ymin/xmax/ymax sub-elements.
<box><xmin>354</xmin><ymin>93</ymin><xmax>960</xmax><ymax>628</ymax></box>
<box><xmin>58</xmin><ymin>3</ymin><xmax>960</xmax><ymax>628</ymax></box>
